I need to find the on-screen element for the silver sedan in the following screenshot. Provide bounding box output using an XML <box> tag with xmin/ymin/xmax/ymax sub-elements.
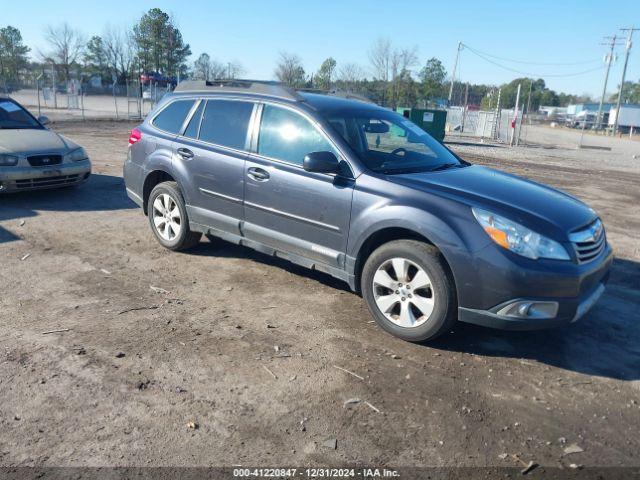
<box><xmin>0</xmin><ymin>97</ymin><xmax>91</xmax><ymax>193</ymax></box>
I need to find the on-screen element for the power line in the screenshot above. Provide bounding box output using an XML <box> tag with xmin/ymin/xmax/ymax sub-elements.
<box><xmin>463</xmin><ymin>45</ymin><xmax>606</xmax><ymax>78</ymax></box>
<box><xmin>461</xmin><ymin>44</ymin><xmax>601</xmax><ymax>66</ymax></box>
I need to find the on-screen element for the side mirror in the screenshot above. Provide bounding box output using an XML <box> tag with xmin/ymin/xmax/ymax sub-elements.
<box><xmin>303</xmin><ymin>151</ymin><xmax>340</xmax><ymax>174</ymax></box>
<box><xmin>38</xmin><ymin>115</ymin><xmax>51</xmax><ymax>126</ymax></box>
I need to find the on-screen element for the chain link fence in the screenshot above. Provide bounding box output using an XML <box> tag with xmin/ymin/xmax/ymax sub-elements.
<box><xmin>446</xmin><ymin>107</ymin><xmax>524</xmax><ymax>144</ymax></box>
<box><xmin>6</xmin><ymin>81</ymin><xmax>172</xmax><ymax>122</ymax></box>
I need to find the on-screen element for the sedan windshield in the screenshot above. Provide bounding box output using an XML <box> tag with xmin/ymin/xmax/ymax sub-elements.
<box><xmin>320</xmin><ymin>106</ymin><xmax>464</xmax><ymax>174</ymax></box>
<box><xmin>0</xmin><ymin>100</ymin><xmax>42</xmax><ymax>129</ymax></box>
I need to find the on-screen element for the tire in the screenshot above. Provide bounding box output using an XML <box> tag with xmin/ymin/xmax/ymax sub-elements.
<box><xmin>147</xmin><ymin>181</ymin><xmax>201</xmax><ymax>251</ymax></box>
<box><xmin>361</xmin><ymin>240</ymin><xmax>457</xmax><ymax>342</ymax></box>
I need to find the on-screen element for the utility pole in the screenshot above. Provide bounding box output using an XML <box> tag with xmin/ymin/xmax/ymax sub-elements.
<box><xmin>523</xmin><ymin>79</ymin><xmax>533</xmax><ymax>146</ymax></box>
<box><xmin>493</xmin><ymin>88</ymin><xmax>501</xmax><ymax>140</ymax></box>
<box><xmin>613</xmin><ymin>27</ymin><xmax>637</xmax><ymax>135</ymax></box>
<box><xmin>448</xmin><ymin>42</ymin><xmax>463</xmax><ymax>105</ymax></box>
<box><xmin>596</xmin><ymin>35</ymin><xmax>620</xmax><ymax>133</ymax></box>
<box><xmin>511</xmin><ymin>83</ymin><xmax>521</xmax><ymax>146</ymax></box>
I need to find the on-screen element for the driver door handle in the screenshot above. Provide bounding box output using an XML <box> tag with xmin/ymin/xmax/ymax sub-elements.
<box><xmin>247</xmin><ymin>167</ymin><xmax>270</xmax><ymax>181</ymax></box>
<box><xmin>177</xmin><ymin>147</ymin><xmax>194</xmax><ymax>159</ymax></box>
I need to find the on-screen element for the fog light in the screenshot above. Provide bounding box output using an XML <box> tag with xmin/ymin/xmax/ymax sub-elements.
<box><xmin>496</xmin><ymin>300</ymin><xmax>559</xmax><ymax>319</ymax></box>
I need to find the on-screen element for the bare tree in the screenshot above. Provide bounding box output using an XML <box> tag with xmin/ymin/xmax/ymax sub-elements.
<box><xmin>193</xmin><ymin>53</ymin><xmax>212</xmax><ymax>80</ymax></box>
<box><xmin>103</xmin><ymin>25</ymin><xmax>134</xmax><ymax>83</ymax></box>
<box><xmin>227</xmin><ymin>60</ymin><xmax>245</xmax><ymax>79</ymax></box>
<box><xmin>274</xmin><ymin>52</ymin><xmax>306</xmax><ymax>87</ymax></box>
<box><xmin>193</xmin><ymin>54</ymin><xmax>239</xmax><ymax>80</ymax></box>
<box><xmin>368</xmin><ymin>38</ymin><xmax>391</xmax><ymax>82</ymax></box>
<box><xmin>390</xmin><ymin>46</ymin><xmax>418</xmax><ymax>107</ymax></box>
<box><xmin>41</xmin><ymin>23</ymin><xmax>85</xmax><ymax>81</ymax></box>
<box><xmin>338</xmin><ymin>63</ymin><xmax>365</xmax><ymax>83</ymax></box>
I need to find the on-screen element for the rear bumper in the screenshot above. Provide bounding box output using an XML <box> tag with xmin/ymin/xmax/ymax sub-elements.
<box><xmin>457</xmin><ymin>245</ymin><xmax>613</xmax><ymax>331</ymax></box>
<box><xmin>0</xmin><ymin>160</ymin><xmax>91</xmax><ymax>192</ymax></box>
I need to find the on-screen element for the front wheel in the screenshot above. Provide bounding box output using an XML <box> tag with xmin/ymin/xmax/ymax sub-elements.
<box><xmin>147</xmin><ymin>181</ymin><xmax>201</xmax><ymax>251</ymax></box>
<box><xmin>361</xmin><ymin>240</ymin><xmax>457</xmax><ymax>342</ymax></box>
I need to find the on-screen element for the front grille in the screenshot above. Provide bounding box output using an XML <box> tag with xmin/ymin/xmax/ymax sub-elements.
<box><xmin>15</xmin><ymin>175</ymin><xmax>80</xmax><ymax>189</ymax></box>
<box><xmin>570</xmin><ymin>219</ymin><xmax>606</xmax><ymax>264</ymax></box>
<box><xmin>27</xmin><ymin>154</ymin><xmax>62</xmax><ymax>167</ymax></box>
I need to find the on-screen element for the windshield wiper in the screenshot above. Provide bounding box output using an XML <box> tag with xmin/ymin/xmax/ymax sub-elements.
<box><xmin>429</xmin><ymin>163</ymin><xmax>461</xmax><ymax>172</ymax></box>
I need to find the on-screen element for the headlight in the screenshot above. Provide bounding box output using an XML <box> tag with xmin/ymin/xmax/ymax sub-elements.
<box><xmin>64</xmin><ymin>148</ymin><xmax>88</xmax><ymax>162</ymax></box>
<box><xmin>472</xmin><ymin>207</ymin><xmax>570</xmax><ymax>260</ymax></box>
<box><xmin>0</xmin><ymin>154</ymin><xmax>19</xmax><ymax>166</ymax></box>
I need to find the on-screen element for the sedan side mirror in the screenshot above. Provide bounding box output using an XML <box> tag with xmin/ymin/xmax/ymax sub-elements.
<box><xmin>303</xmin><ymin>151</ymin><xmax>340</xmax><ymax>174</ymax></box>
<box><xmin>38</xmin><ymin>115</ymin><xmax>51</xmax><ymax>126</ymax></box>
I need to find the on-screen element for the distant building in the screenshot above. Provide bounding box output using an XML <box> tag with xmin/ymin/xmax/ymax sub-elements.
<box><xmin>566</xmin><ymin>103</ymin><xmax>614</xmax><ymax>116</ymax></box>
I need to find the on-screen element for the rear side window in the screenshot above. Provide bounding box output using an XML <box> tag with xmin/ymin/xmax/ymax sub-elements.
<box><xmin>152</xmin><ymin>99</ymin><xmax>195</xmax><ymax>134</ymax></box>
<box><xmin>258</xmin><ymin>105</ymin><xmax>338</xmax><ymax>166</ymax></box>
<box><xmin>199</xmin><ymin>100</ymin><xmax>254</xmax><ymax>150</ymax></box>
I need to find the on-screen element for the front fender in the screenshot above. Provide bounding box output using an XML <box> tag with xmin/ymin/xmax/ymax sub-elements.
<box><xmin>347</xmin><ymin>175</ymin><xmax>493</xmax><ymax>306</ymax></box>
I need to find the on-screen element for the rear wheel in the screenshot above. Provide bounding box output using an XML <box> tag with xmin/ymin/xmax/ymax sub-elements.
<box><xmin>147</xmin><ymin>181</ymin><xmax>201</xmax><ymax>251</ymax></box>
<box><xmin>361</xmin><ymin>240</ymin><xmax>456</xmax><ymax>342</ymax></box>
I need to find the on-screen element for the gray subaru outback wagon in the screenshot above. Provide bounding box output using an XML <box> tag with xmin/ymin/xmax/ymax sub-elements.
<box><xmin>123</xmin><ymin>80</ymin><xmax>612</xmax><ymax>342</ymax></box>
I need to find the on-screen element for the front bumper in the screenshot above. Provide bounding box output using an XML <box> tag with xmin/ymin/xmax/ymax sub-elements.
<box><xmin>0</xmin><ymin>159</ymin><xmax>91</xmax><ymax>192</ymax></box>
<box><xmin>457</xmin><ymin>243</ymin><xmax>613</xmax><ymax>331</ymax></box>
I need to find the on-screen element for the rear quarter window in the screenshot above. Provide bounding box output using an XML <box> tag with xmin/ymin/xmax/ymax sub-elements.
<box><xmin>152</xmin><ymin>99</ymin><xmax>195</xmax><ymax>134</ymax></box>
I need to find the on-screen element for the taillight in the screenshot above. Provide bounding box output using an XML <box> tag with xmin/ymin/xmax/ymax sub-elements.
<box><xmin>129</xmin><ymin>128</ymin><xmax>142</xmax><ymax>146</ymax></box>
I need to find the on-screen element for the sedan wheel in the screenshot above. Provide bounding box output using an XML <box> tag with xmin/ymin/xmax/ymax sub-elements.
<box><xmin>372</xmin><ymin>257</ymin><xmax>435</xmax><ymax>328</ymax></box>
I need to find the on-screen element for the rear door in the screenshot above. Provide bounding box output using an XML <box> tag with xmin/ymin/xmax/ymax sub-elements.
<box><xmin>243</xmin><ymin>103</ymin><xmax>354</xmax><ymax>268</ymax></box>
<box><xmin>175</xmin><ymin>98</ymin><xmax>256</xmax><ymax>236</ymax></box>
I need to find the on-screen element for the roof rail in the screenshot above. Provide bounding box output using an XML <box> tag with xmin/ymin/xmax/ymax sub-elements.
<box><xmin>174</xmin><ymin>79</ymin><xmax>303</xmax><ymax>101</ymax></box>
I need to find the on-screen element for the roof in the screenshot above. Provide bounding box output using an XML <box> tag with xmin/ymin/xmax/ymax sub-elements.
<box><xmin>299</xmin><ymin>92</ymin><xmax>381</xmax><ymax>112</ymax></box>
<box><xmin>173</xmin><ymin>79</ymin><xmax>377</xmax><ymax>108</ymax></box>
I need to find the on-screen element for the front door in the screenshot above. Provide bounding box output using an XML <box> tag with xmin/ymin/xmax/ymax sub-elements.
<box><xmin>243</xmin><ymin>103</ymin><xmax>354</xmax><ymax>268</ymax></box>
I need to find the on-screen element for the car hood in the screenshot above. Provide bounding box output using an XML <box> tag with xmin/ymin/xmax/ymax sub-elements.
<box><xmin>388</xmin><ymin>165</ymin><xmax>597</xmax><ymax>238</ymax></box>
<box><xmin>0</xmin><ymin>128</ymin><xmax>78</xmax><ymax>155</ymax></box>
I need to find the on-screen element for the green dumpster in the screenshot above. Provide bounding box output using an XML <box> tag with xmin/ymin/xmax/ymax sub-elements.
<box><xmin>396</xmin><ymin>107</ymin><xmax>447</xmax><ymax>141</ymax></box>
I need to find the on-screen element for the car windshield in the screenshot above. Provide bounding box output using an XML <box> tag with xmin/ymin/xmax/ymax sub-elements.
<box><xmin>0</xmin><ymin>100</ymin><xmax>42</xmax><ymax>129</ymax></box>
<box><xmin>320</xmin><ymin>106</ymin><xmax>464</xmax><ymax>174</ymax></box>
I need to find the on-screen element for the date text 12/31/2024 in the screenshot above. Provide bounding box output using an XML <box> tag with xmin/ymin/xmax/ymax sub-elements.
<box><xmin>233</xmin><ymin>468</ymin><xmax>400</xmax><ymax>478</ymax></box>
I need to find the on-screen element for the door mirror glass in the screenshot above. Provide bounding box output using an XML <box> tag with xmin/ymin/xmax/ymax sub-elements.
<box><xmin>38</xmin><ymin>115</ymin><xmax>50</xmax><ymax>126</ymax></box>
<box><xmin>303</xmin><ymin>151</ymin><xmax>340</xmax><ymax>174</ymax></box>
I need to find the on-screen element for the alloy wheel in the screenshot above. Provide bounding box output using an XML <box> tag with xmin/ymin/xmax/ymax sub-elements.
<box><xmin>372</xmin><ymin>257</ymin><xmax>435</xmax><ymax>328</ymax></box>
<box><xmin>152</xmin><ymin>193</ymin><xmax>182</xmax><ymax>241</ymax></box>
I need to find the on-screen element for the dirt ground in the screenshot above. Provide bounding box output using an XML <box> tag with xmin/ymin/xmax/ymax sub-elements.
<box><xmin>1</xmin><ymin>121</ymin><xmax>639</xmax><ymax>471</ymax></box>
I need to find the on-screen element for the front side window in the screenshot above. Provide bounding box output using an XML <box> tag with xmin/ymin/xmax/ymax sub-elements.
<box><xmin>199</xmin><ymin>99</ymin><xmax>254</xmax><ymax>150</ymax></box>
<box><xmin>0</xmin><ymin>100</ymin><xmax>41</xmax><ymax>129</ymax></box>
<box><xmin>258</xmin><ymin>105</ymin><xmax>338</xmax><ymax>166</ymax></box>
<box><xmin>319</xmin><ymin>107</ymin><xmax>464</xmax><ymax>174</ymax></box>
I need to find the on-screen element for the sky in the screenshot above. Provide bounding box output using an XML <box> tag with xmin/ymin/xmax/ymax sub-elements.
<box><xmin>1</xmin><ymin>0</ymin><xmax>639</xmax><ymax>97</ymax></box>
